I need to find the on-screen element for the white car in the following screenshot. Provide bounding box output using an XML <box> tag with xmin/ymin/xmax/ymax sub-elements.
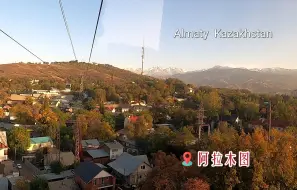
<box><xmin>17</xmin><ymin>164</ymin><xmax>22</xmax><ymax>169</ymax></box>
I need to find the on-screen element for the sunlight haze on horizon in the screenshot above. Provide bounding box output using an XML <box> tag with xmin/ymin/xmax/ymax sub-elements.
<box><xmin>0</xmin><ymin>0</ymin><xmax>296</xmax><ymax>71</ymax></box>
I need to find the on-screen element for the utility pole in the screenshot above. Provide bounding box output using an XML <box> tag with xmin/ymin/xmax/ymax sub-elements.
<box><xmin>264</xmin><ymin>101</ymin><xmax>272</xmax><ymax>141</ymax></box>
<box><xmin>141</xmin><ymin>38</ymin><xmax>144</xmax><ymax>75</ymax></box>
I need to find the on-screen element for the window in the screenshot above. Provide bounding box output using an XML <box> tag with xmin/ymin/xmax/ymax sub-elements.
<box><xmin>112</xmin><ymin>149</ymin><xmax>118</xmax><ymax>152</ymax></box>
<box><xmin>141</xmin><ymin>165</ymin><xmax>145</xmax><ymax>169</ymax></box>
<box><xmin>101</xmin><ymin>177</ymin><xmax>104</xmax><ymax>185</ymax></box>
<box><xmin>139</xmin><ymin>175</ymin><xmax>142</xmax><ymax>179</ymax></box>
<box><xmin>93</xmin><ymin>179</ymin><xmax>97</xmax><ymax>185</ymax></box>
<box><xmin>4</xmin><ymin>149</ymin><xmax>7</xmax><ymax>155</ymax></box>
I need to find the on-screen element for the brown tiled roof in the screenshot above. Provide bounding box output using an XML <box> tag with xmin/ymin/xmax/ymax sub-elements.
<box><xmin>250</xmin><ymin>119</ymin><xmax>290</xmax><ymax>129</ymax></box>
<box><xmin>9</xmin><ymin>94</ymin><xmax>27</xmax><ymax>101</ymax></box>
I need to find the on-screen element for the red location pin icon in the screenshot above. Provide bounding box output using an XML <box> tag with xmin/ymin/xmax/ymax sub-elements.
<box><xmin>183</xmin><ymin>152</ymin><xmax>192</xmax><ymax>164</ymax></box>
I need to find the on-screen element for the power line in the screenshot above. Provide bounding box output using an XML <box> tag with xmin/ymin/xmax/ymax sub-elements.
<box><xmin>0</xmin><ymin>29</ymin><xmax>45</xmax><ymax>63</ymax></box>
<box><xmin>88</xmin><ymin>0</ymin><xmax>104</xmax><ymax>63</ymax></box>
<box><xmin>58</xmin><ymin>0</ymin><xmax>77</xmax><ymax>60</ymax></box>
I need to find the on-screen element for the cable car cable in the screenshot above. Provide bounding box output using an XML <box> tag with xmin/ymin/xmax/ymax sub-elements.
<box><xmin>0</xmin><ymin>29</ymin><xmax>45</xmax><ymax>63</ymax></box>
<box><xmin>58</xmin><ymin>0</ymin><xmax>77</xmax><ymax>61</ymax></box>
<box><xmin>88</xmin><ymin>0</ymin><xmax>104</xmax><ymax>63</ymax></box>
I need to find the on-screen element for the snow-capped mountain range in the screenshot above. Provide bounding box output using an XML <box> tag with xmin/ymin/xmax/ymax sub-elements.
<box><xmin>127</xmin><ymin>67</ymin><xmax>185</xmax><ymax>78</ymax></box>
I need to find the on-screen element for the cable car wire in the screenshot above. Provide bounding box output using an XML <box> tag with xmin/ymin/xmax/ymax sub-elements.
<box><xmin>0</xmin><ymin>29</ymin><xmax>45</xmax><ymax>63</ymax></box>
<box><xmin>88</xmin><ymin>0</ymin><xmax>104</xmax><ymax>63</ymax></box>
<box><xmin>59</xmin><ymin>0</ymin><xmax>77</xmax><ymax>61</ymax></box>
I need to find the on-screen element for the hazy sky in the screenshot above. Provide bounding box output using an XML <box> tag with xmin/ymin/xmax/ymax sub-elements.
<box><xmin>1</xmin><ymin>0</ymin><xmax>296</xmax><ymax>71</ymax></box>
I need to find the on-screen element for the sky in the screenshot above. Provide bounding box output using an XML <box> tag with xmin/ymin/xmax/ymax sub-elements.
<box><xmin>0</xmin><ymin>0</ymin><xmax>297</xmax><ymax>71</ymax></box>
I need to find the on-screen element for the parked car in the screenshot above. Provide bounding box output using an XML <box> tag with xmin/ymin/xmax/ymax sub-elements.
<box><xmin>17</xmin><ymin>164</ymin><xmax>22</xmax><ymax>169</ymax></box>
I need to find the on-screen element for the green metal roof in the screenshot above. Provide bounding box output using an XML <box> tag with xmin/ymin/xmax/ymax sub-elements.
<box><xmin>30</xmin><ymin>136</ymin><xmax>52</xmax><ymax>144</ymax></box>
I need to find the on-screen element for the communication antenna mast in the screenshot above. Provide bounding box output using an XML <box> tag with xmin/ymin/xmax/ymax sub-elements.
<box><xmin>197</xmin><ymin>102</ymin><xmax>210</xmax><ymax>140</ymax></box>
<box><xmin>75</xmin><ymin>120</ymin><xmax>81</xmax><ymax>162</ymax></box>
<box><xmin>141</xmin><ymin>38</ymin><xmax>145</xmax><ymax>75</ymax></box>
<box><xmin>79</xmin><ymin>75</ymin><xmax>84</xmax><ymax>93</ymax></box>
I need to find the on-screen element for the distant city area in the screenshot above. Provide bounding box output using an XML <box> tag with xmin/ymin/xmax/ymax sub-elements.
<box><xmin>0</xmin><ymin>62</ymin><xmax>296</xmax><ymax>190</ymax></box>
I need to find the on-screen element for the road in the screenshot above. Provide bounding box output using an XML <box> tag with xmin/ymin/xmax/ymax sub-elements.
<box><xmin>14</xmin><ymin>160</ymin><xmax>34</xmax><ymax>180</ymax></box>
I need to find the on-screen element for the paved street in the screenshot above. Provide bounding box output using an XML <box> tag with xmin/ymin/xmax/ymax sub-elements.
<box><xmin>15</xmin><ymin>161</ymin><xmax>34</xmax><ymax>180</ymax></box>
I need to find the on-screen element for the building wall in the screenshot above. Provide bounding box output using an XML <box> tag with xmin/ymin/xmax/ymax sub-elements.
<box><xmin>128</xmin><ymin>162</ymin><xmax>152</xmax><ymax>185</ymax></box>
<box><xmin>0</xmin><ymin>148</ymin><xmax>8</xmax><ymax>162</ymax></box>
<box><xmin>75</xmin><ymin>176</ymin><xmax>115</xmax><ymax>190</ymax></box>
<box><xmin>93</xmin><ymin>176</ymin><xmax>115</xmax><ymax>190</ymax></box>
<box><xmin>93</xmin><ymin>157</ymin><xmax>110</xmax><ymax>165</ymax></box>
<box><xmin>27</xmin><ymin>142</ymin><xmax>53</xmax><ymax>152</ymax></box>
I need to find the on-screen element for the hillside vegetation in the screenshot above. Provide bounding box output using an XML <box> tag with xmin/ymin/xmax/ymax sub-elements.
<box><xmin>0</xmin><ymin>62</ymin><xmax>153</xmax><ymax>84</ymax></box>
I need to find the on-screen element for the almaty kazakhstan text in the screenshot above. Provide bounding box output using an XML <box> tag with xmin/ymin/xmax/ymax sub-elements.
<box><xmin>174</xmin><ymin>28</ymin><xmax>273</xmax><ymax>40</ymax></box>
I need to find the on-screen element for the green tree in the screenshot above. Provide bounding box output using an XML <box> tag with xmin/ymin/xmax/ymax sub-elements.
<box><xmin>173</xmin><ymin>127</ymin><xmax>196</xmax><ymax>147</ymax></box>
<box><xmin>30</xmin><ymin>177</ymin><xmax>49</xmax><ymax>190</ymax></box>
<box><xmin>50</xmin><ymin>161</ymin><xmax>63</xmax><ymax>174</ymax></box>
<box><xmin>7</xmin><ymin>127</ymin><xmax>30</xmax><ymax>152</ymax></box>
<box><xmin>103</xmin><ymin>112</ymin><xmax>115</xmax><ymax>128</ymax></box>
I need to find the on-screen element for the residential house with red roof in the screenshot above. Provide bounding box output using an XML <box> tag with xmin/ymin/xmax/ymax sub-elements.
<box><xmin>0</xmin><ymin>131</ymin><xmax>8</xmax><ymax>162</ymax></box>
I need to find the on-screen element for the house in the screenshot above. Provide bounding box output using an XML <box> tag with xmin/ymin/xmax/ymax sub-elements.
<box><xmin>107</xmin><ymin>152</ymin><xmax>152</xmax><ymax>186</ymax></box>
<box><xmin>81</xmin><ymin>139</ymin><xmax>101</xmax><ymax>150</ymax></box>
<box><xmin>84</xmin><ymin>149</ymin><xmax>110</xmax><ymax>165</ymax></box>
<box><xmin>44</xmin><ymin>149</ymin><xmax>75</xmax><ymax>167</ymax></box>
<box><xmin>0</xmin><ymin>131</ymin><xmax>8</xmax><ymax>162</ymax></box>
<box><xmin>124</xmin><ymin>115</ymin><xmax>138</xmax><ymax>128</ymax></box>
<box><xmin>27</xmin><ymin>136</ymin><xmax>53</xmax><ymax>152</ymax></box>
<box><xmin>117</xmin><ymin>104</ymin><xmax>130</xmax><ymax>113</ymax></box>
<box><xmin>116</xmin><ymin>130</ymin><xmax>138</xmax><ymax>154</ymax></box>
<box><xmin>7</xmin><ymin>94</ymin><xmax>27</xmax><ymax>105</ymax></box>
<box><xmin>74</xmin><ymin>162</ymin><xmax>116</xmax><ymax>190</ymax></box>
<box><xmin>249</xmin><ymin>119</ymin><xmax>290</xmax><ymax>131</ymax></box>
<box><xmin>103</xmin><ymin>141</ymin><xmax>124</xmax><ymax>160</ymax></box>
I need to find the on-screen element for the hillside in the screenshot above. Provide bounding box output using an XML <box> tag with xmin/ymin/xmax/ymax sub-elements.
<box><xmin>0</xmin><ymin>62</ymin><xmax>154</xmax><ymax>84</ymax></box>
<box><xmin>173</xmin><ymin>66</ymin><xmax>297</xmax><ymax>94</ymax></box>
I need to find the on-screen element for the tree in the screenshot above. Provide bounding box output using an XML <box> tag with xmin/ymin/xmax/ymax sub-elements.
<box><xmin>16</xmin><ymin>179</ymin><xmax>30</xmax><ymax>190</ymax></box>
<box><xmin>24</xmin><ymin>96</ymin><xmax>34</xmax><ymax>105</ymax></box>
<box><xmin>30</xmin><ymin>177</ymin><xmax>49</xmax><ymax>190</ymax></box>
<box><xmin>202</xmin><ymin>90</ymin><xmax>222</xmax><ymax>117</ymax></box>
<box><xmin>7</xmin><ymin>127</ymin><xmax>30</xmax><ymax>152</ymax></box>
<box><xmin>94</xmin><ymin>89</ymin><xmax>106</xmax><ymax>104</ymax></box>
<box><xmin>87</xmin><ymin>121</ymin><xmax>116</xmax><ymax>141</ymax></box>
<box><xmin>148</xmin><ymin>126</ymin><xmax>175</xmax><ymax>153</ymax></box>
<box><xmin>141</xmin><ymin>151</ymin><xmax>185</xmax><ymax>190</ymax></box>
<box><xmin>50</xmin><ymin>161</ymin><xmax>63</xmax><ymax>174</ymax></box>
<box><xmin>183</xmin><ymin>178</ymin><xmax>210</xmax><ymax>190</ymax></box>
<box><xmin>103</xmin><ymin>112</ymin><xmax>115</xmax><ymax>128</ymax></box>
<box><xmin>0</xmin><ymin>108</ymin><xmax>4</xmax><ymax>118</ymax></box>
<box><xmin>172</xmin><ymin>127</ymin><xmax>196</xmax><ymax>147</ymax></box>
<box><xmin>10</xmin><ymin>104</ymin><xmax>35</xmax><ymax>124</ymax></box>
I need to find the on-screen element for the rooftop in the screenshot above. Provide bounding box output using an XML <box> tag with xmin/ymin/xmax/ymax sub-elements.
<box><xmin>30</xmin><ymin>136</ymin><xmax>52</xmax><ymax>144</ymax></box>
<box><xmin>9</xmin><ymin>94</ymin><xmax>27</xmax><ymax>101</ymax></box>
<box><xmin>81</xmin><ymin>139</ymin><xmax>100</xmax><ymax>148</ymax></box>
<box><xmin>86</xmin><ymin>149</ymin><xmax>109</xmax><ymax>158</ymax></box>
<box><xmin>74</xmin><ymin>162</ymin><xmax>103</xmax><ymax>184</ymax></box>
<box><xmin>48</xmin><ymin>178</ymin><xmax>79</xmax><ymax>190</ymax></box>
<box><xmin>104</xmin><ymin>140</ymin><xmax>124</xmax><ymax>149</ymax></box>
<box><xmin>108</xmin><ymin>152</ymin><xmax>150</xmax><ymax>176</ymax></box>
<box><xmin>37</xmin><ymin>170</ymin><xmax>74</xmax><ymax>182</ymax></box>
